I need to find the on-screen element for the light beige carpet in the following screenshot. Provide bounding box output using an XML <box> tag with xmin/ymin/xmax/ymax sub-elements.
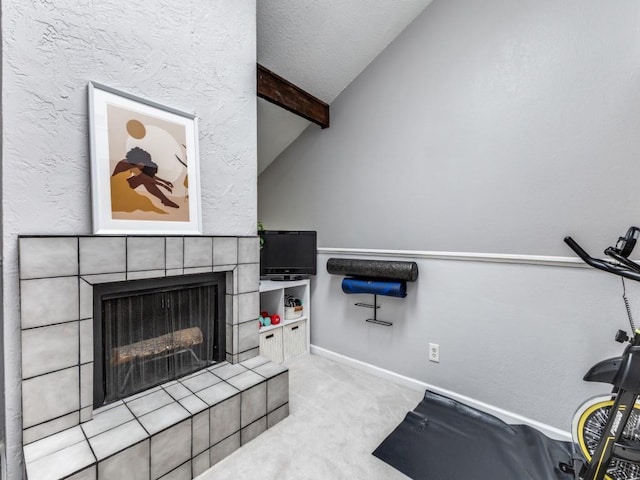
<box><xmin>196</xmin><ymin>353</ymin><xmax>423</xmax><ymax>480</ymax></box>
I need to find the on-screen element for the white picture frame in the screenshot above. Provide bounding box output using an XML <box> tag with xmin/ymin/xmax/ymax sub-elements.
<box><xmin>88</xmin><ymin>82</ymin><xmax>202</xmax><ymax>234</ymax></box>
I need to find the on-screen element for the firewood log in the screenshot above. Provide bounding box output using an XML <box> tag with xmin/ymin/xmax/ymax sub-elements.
<box><xmin>110</xmin><ymin>326</ymin><xmax>204</xmax><ymax>366</ymax></box>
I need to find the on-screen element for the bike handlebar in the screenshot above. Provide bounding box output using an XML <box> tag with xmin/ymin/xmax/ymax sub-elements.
<box><xmin>604</xmin><ymin>247</ymin><xmax>640</xmax><ymax>274</ymax></box>
<box><xmin>564</xmin><ymin>233</ymin><xmax>640</xmax><ymax>282</ymax></box>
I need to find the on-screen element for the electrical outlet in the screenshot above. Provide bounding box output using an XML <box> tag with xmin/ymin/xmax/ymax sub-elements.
<box><xmin>429</xmin><ymin>343</ymin><xmax>440</xmax><ymax>363</ymax></box>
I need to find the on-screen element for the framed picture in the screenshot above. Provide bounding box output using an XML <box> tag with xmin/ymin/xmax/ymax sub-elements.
<box><xmin>88</xmin><ymin>82</ymin><xmax>202</xmax><ymax>234</ymax></box>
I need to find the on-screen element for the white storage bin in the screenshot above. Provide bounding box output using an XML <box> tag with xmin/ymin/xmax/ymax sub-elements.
<box><xmin>283</xmin><ymin>319</ymin><xmax>307</xmax><ymax>361</ymax></box>
<box><xmin>259</xmin><ymin>328</ymin><xmax>284</xmax><ymax>363</ymax></box>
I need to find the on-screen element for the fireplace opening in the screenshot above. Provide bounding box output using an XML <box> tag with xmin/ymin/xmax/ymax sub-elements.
<box><xmin>93</xmin><ymin>272</ymin><xmax>226</xmax><ymax>407</ymax></box>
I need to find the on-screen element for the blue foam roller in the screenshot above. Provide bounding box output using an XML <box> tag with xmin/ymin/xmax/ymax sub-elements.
<box><xmin>341</xmin><ymin>278</ymin><xmax>407</xmax><ymax>298</ymax></box>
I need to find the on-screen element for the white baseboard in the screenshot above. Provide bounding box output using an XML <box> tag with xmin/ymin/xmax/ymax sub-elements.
<box><xmin>310</xmin><ymin>345</ymin><xmax>571</xmax><ymax>441</ymax></box>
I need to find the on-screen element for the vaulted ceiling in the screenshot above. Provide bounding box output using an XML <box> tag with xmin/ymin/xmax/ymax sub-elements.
<box><xmin>256</xmin><ymin>0</ymin><xmax>433</xmax><ymax>174</ymax></box>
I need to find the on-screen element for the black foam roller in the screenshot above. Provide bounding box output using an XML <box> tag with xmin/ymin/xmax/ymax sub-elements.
<box><xmin>326</xmin><ymin>258</ymin><xmax>418</xmax><ymax>282</ymax></box>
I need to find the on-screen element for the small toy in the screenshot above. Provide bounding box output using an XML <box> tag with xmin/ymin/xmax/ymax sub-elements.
<box><xmin>270</xmin><ymin>314</ymin><xmax>281</xmax><ymax>325</ymax></box>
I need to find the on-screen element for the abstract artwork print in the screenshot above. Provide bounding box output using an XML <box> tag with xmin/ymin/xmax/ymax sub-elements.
<box><xmin>89</xmin><ymin>82</ymin><xmax>201</xmax><ymax>234</ymax></box>
<box><xmin>107</xmin><ymin>104</ymin><xmax>189</xmax><ymax>222</ymax></box>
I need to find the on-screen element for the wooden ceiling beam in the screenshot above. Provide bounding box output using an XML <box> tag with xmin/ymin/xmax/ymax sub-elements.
<box><xmin>257</xmin><ymin>63</ymin><xmax>330</xmax><ymax>129</ymax></box>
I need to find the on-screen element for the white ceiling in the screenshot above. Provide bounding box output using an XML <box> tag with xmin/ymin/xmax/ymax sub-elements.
<box><xmin>256</xmin><ymin>0</ymin><xmax>433</xmax><ymax>173</ymax></box>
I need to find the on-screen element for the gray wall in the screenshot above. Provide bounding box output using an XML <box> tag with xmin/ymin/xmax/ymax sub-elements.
<box><xmin>259</xmin><ymin>0</ymin><xmax>640</xmax><ymax>431</ymax></box>
<box><xmin>313</xmin><ymin>252</ymin><xmax>631</xmax><ymax>430</ymax></box>
<box><xmin>259</xmin><ymin>0</ymin><xmax>640</xmax><ymax>256</ymax></box>
<box><xmin>2</xmin><ymin>2</ymin><xmax>256</xmax><ymax>478</ymax></box>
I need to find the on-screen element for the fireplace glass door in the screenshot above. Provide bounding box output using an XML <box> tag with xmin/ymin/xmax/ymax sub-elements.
<box><xmin>94</xmin><ymin>273</ymin><xmax>225</xmax><ymax>407</ymax></box>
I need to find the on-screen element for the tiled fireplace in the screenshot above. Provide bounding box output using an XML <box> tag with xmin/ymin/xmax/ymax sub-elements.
<box><xmin>18</xmin><ymin>236</ymin><xmax>289</xmax><ymax>480</ymax></box>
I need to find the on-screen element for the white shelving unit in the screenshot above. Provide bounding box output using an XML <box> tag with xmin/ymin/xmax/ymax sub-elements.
<box><xmin>258</xmin><ymin>278</ymin><xmax>310</xmax><ymax>363</ymax></box>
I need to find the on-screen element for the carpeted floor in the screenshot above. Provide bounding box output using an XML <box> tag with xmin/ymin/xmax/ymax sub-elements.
<box><xmin>196</xmin><ymin>353</ymin><xmax>422</xmax><ymax>480</ymax></box>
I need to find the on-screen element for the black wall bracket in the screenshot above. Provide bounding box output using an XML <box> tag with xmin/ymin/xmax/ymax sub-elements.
<box><xmin>355</xmin><ymin>295</ymin><xmax>393</xmax><ymax>327</ymax></box>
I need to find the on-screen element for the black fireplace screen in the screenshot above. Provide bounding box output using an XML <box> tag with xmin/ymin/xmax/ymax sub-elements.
<box><xmin>93</xmin><ymin>273</ymin><xmax>226</xmax><ymax>407</ymax></box>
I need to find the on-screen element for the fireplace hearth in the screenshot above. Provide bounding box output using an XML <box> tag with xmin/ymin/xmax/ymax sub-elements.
<box><xmin>18</xmin><ymin>235</ymin><xmax>289</xmax><ymax>479</ymax></box>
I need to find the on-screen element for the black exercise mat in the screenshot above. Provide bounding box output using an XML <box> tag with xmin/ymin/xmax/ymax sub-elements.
<box><xmin>373</xmin><ymin>390</ymin><xmax>574</xmax><ymax>479</ymax></box>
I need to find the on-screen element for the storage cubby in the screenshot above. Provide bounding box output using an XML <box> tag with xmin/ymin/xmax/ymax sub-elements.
<box><xmin>259</xmin><ymin>279</ymin><xmax>310</xmax><ymax>363</ymax></box>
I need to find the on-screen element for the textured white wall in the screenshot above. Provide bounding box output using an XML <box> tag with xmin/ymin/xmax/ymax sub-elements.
<box><xmin>2</xmin><ymin>1</ymin><xmax>256</xmax><ymax>477</ymax></box>
<box><xmin>258</xmin><ymin>0</ymin><xmax>640</xmax><ymax>432</ymax></box>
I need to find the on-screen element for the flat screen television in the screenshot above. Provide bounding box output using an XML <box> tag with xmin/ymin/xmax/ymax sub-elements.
<box><xmin>259</xmin><ymin>230</ymin><xmax>317</xmax><ymax>280</ymax></box>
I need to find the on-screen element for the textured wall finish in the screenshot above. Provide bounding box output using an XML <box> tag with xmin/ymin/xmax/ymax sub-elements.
<box><xmin>2</xmin><ymin>2</ymin><xmax>257</xmax><ymax>478</ymax></box>
<box><xmin>258</xmin><ymin>0</ymin><xmax>640</xmax><ymax>433</ymax></box>
<box><xmin>258</xmin><ymin>0</ymin><xmax>432</xmax><ymax>103</ymax></box>
<box><xmin>256</xmin><ymin>0</ymin><xmax>433</xmax><ymax>171</ymax></box>
<box><xmin>4</xmin><ymin>1</ymin><xmax>256</xmax><ymax>237</ymax></box>
<box><xmin>259</xmin><ymin>0</ymin><xmax>640</xmax><ymax>256</ymax></box>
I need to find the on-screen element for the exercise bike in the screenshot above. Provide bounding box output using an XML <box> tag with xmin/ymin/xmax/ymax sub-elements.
<box><xmin>563</xmin><ymin>227</ymin><xmax>640</xmax><ymax>480</ymax></box>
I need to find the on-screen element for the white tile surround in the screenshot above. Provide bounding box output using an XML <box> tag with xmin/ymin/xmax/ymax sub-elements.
<box><xmin>18</xmin><ymin>236</ymin><xmax>289</xmax><ymax>480</ymax></box>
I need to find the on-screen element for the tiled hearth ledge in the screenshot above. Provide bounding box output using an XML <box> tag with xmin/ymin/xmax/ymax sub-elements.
<box><xmin>24</xmin><ymin>356</ymin><xmax>289</xmax><ymax>480</ymax></box>
<box><xmin>18</xmin><ymin>236</ymin><xmax>288</xmax><ymax>480</ymax></box>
